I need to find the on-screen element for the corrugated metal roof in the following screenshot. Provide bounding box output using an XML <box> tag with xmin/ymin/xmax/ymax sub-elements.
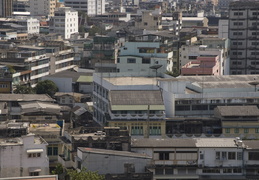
<box><xmin>110</xmin><ymin>90</ymin><xmax>164</xmax><ymax>106</ymax></box>
<box><xmin>0</xmin><ymin>94</ymin><xmax>53</xmax><ymax>102</ymax></box>
<box><xmin>216</xmin><ymin>106</ymin><xmax>259</xmax><ymax>116</ymax></box>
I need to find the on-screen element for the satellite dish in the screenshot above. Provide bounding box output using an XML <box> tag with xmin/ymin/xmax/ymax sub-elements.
<box><xmin>149</xmin><ymin>64</ymin><xmax>163</xmax><ymax>70</ymax></box>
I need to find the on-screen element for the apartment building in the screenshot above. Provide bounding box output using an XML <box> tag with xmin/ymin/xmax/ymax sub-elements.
<box><xmin>29</xmin><ymin>0</ymin><xmax>56</xmax><ymax>17</ymax></box>
<box><xmin>229</xmin><ymin>1</ymin><xmax>259</xmax><ymax>74</ymax></box>
<box><xmin>49</xmin><ymin>7</ymin><xmax>78</xmax><ymax>39</ymax></box>
<box><xmin>179</xmin><ymin>42</ymin><xmax>229</xmax><ymax>75</ymax></box>
<box><xmin>0</xmin><ymin>0</ymin><xmax>13</xmax><ymax>17</ymax></box>
<box><xmin>117</xmin><ymin>34</ymin><xmax>174</xmax><ymax>76</ymax></box>
<box><xmin>0</xmin><ymin>134</ymin><xmax>49</xmax><ymax>178</ymax></box>
<box><xmin>64</xmin><ymin>0</ymin><xmax>105</xmax><ymax>16</ymax></box>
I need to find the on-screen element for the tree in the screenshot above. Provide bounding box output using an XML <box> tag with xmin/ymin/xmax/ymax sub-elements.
<box><xmin>13</xmin><ymin>85</ymin><xmax>35</xmax><ymax>94</ymax></box>
<box><xmin>67</xmin><ymin>168</ymin><xmax>104</xmax><ymax>180</ymax></box>
<box><xmin>35</xmin><ymin>80</ymin><xmax>58</xmax><ymax>97</ymax></box>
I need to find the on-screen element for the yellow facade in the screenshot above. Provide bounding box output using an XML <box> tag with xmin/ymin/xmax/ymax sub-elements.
<box><xmin>0</xmin><ymin>82</ymin><xmax>11</xmax><ymax>93</ymax></box>
<box><xmin>108</xmin><ymin>120</ymin><xmax>166</xmax><ymax>138</ymax></box>
<box><xmin>222</xmin><ymin>121</ymin><xmax>259</xmax><ymax>139</ymax></box>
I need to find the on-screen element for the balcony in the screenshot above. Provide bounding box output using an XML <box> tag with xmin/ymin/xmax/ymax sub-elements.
<box><xmin>110</xmin><ymin>113</ymin><xmax>165</xmax><ymax>120</ymax></box>
<box><xmin>58</xmin><ymin>154</ymin><xmax>73</xmax><ymax>168</ymax></box>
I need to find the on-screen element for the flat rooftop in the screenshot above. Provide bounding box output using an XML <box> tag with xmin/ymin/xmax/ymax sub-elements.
<box><xmin>104</xmin><ymin>76</ymin><xmax>159</xmax><ymax>86</ymax></box>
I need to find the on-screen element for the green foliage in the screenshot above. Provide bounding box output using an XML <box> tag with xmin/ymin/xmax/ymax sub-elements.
<box><xmin>166</xmin><ymin>69</ymin><xmax>180</xmax><ymax>77</ymax></box>
<box><xmin>88</xmin><ymin>25</ymin><xmax>105</xmax><ymax>36</ymax></box>
<box><xmin>35</xmin><ymin>80</ymin><xmax>58</xmax><ymax>97</ymax></box>
<box><xmin>51</xmin><ymin>163</ymin><xmax>64</xmax><ymax>175</ymax></box>
<box><xmin>67</xmin><ymin>167</ymin><xmax>104</xmax><ymax>180</ymax></box>
<box><xmin>13</xmin><ymin>85</ymin><xmax>35</xmax><ymax>94</ymax></box>
<box><xmin>7</xmin><ymin>65</ymin><xmax>16</xmax><ymax>74</ymax></box>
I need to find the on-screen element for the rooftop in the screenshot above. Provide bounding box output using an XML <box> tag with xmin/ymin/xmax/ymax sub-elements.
<box><xmin>110</xmin><ymin>90</ymin><xmax>164</xmax><ymax>106</ymax></box>
<box><xmin>45</xmin><ymin>70</ymin><xmax>93</xmax><ymax>82</ymax></box>
<box><xmin>216</xmin><ymin>105</ymin><xmax>259</xmax><ymax>117</ymax></box>
<box><xmin>0</xmin><ymin>94</ymin><xmax>53</xmax><ymax>102</ymax></box>
<box><xmin>78</xmin><ymin>147</ymin><xmax>151</xmax><ymax>159</ymax></box>
<box><xmin>104</xmin><ymin>76</ymin><xmax>159</xmax><ymax>86</ymax></box>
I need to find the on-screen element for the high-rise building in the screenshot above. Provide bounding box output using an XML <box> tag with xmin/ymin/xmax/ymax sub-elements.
<box><xmin>49</xmin><ymin>7</ymin><xmax>78</xmax><ymax>39</ymax></box>
<box><xmin>29</xmin><ymin>0</ymin><xmax>57</xmax><ymax>17</ymax></box>
<box><xmin>229</xmin><ymin>1</ymin><xmax>259</xmax><ymax>75</ymax></box>
<box><xmin>0</xmin><ymin>0</ymin><xmax>13</xmax><ymax>17</ymax></box>
<box><xmin>64</xmin><ymin>0</ymin><xmax>105</xmax><ymax>16</ymax></box>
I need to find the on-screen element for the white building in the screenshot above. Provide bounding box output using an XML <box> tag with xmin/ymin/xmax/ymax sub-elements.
<box><xmin>49</xmin><ymin>7</ymin><xmax>78</xmax><ymax>39</ymax></box>
<box><xmin>29</xmin><ymin>0</ymin><xmax>56</xmax><ymax>17</ymax></box>
<box><xmin>64</xmin><ymin>0</ymin><xmax>105</xmax><ymax>16</ymax></box>
<box><xmin>0</xmin><ymin>134</ymin><xmax>49</xmax><ymax>178</ymax></box>
<box><xmin>158</xmin><ymin>74</ymin><xmax>259</xmax><ymax>118</ymax></box>
<box><xmin>76</xmin><ymin>147</ymin><xmax>151</xmax><ymax>175</ymax></box>
<box><xmin>117</xmin><ymin>34</ymin><xmax>174</xmax><ymax>76</ymax></box>
<box><xmin>14</xmin><ymin>16</ymin><xmax>40</xmax><ymax>34</ymax></box>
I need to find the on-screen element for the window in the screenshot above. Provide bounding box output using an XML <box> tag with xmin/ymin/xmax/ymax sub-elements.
<box><xmin>222</xmin><ymin>152</ymin><xmax>227</xmax><ymax>160</ymax></box>
<box><xmin>117</xmin><ymin>58</ymin><xmax>120</xmax><ymax>63</ymax></box>
<box><xmin>244</xmin><ymin>128</ymin><xmax>249</xmax><ymax>133</ymax></box>
<box><xmin>28</xmin><ymin>153</ymin><xmax>41</xmax><ymax>158</ymax></box>
<box><xmin>200</xmin><ymin>154</ymin><xmax>204</xmax><ymax>160</ymax></box>
<box><xmin>144</xmin><ymin>22</ymin><xmax>148</xmax><ymax>26</ymax></box>
<box><xmin>228</xmin><ymin>152</ymin><xmax>236</xmax><ymax>160</ymax></box>
<box><xmin>233</xmin><ymin>32</ymin><xmax>243</xmax><ymax>36</ymax></box>
<box><xmin>142</xmin><ymin>58</ymin><xmax>150</xmax><ymax>64</ymax></box>
<box><xmin>155</xmin><ymin>168</ymin><xmax>164</xmax><ymax>175</ymax></box>
<box><xmin>234</xmin><ymin>12</ymin><xmax>243</xmax><ymax>16</ymax></box>
<box><xmin>256</xmin><ymin>128</ymin><xmax>259</xmax><ymax>133</ymax></box>
<box><xmin>225</xmin><ymin>128</ymin><xmax>230</xmax><ymax>133</ymax></box>
<box><xmin>249</xmin><ymin>152</ymin><xmax>259</xmax><ymax>160</ymax></box>
<box><xmin>30</xmin><ymin>172</ymin><xmax>39</xmax><ymax>176</ymax></box>
<box><xmin>233</xmin><ymin>22</ymin><xmax>243</xmax><ymax>26</ymax></box>
<box><xmin>127</xmin><ymin>58</ymin><xmax>136</xmax><ymax>63</ymax></box>
<box><xmin>233</xmin><ymin>168</ymin><xmax>242</xmax><ymax>173</ymax></box>
<box><xmin>223</xmin><ymin>168</ymin><xmax>232</xmax><ymax>173</ymax></box>
<box><xmin>159</xmin><ymin>152</ymin><xmax>169</xmax><ymax>160</ymax></box>
<box><xmin>237</xmin><ymin>152</ymin><xmax>242</xmax><ymax>160</ymax></box>
<box><xmin>234</xmin><ymin>128</ymin><xmax>239</xmax><ymax>133</ymax></box>
<box><xmin>215</xmin><ymin>152</ymin><xmax>220</xmax><ymax>160</ymax></box>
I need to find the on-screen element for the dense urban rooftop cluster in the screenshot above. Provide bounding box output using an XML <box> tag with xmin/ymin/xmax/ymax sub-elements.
<box><xmin>1</xmin><ymin>0</ymin><xmax>259</xmax><ymax>180</ymax></box>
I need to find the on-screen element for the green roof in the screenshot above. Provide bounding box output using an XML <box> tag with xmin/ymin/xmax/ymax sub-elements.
<box><xmin>77</xmin><ymin>76</ymin><xmax>93</xmax><ymax>83</ymax></box>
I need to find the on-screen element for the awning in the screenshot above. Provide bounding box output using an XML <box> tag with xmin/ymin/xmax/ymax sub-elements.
<box><xmin>29</xmin><ymin>167</ymin><xmax>42</xmax><ymax>172</ymax></box>
<box><xmin>26</xmin><ymin>149</ymin><xmax>44</xmax><ymax>153</ymax></box>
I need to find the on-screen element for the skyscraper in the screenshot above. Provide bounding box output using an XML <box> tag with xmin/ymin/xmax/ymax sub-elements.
<box><xmin>0</xmin><ymin>0</ymin><xmax>13</xmax><ymax>17</ymax></box>
<box><xmin>229</xmin><ymin>1</ymin><xmax>259</xmax><ymax>75</ymax></box>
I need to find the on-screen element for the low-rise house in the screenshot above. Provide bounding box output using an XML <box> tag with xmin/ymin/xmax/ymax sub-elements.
<box><xmin>58</xmin><ymin>127</ymin><xmax>130</xmax><ymax>169</ymax></box>
<box><xmin>75</xmin><ymin>147</ymin><xmax>152</xmax><ymax>176</ymax></box>
<box><xmin>0</xmin><ymin>133</ymin><xmax>49</xmax><ymax>178</ymax></box>
<box><xmin>0</xmin><ymin>94</ymin><xmax>54</xmax><ymax>120</ymax></box>
<box><xmin>29</xmin><ymin>123</ymin><xmax>63</xmax><ymax>170</ymax></box>
<box><xmin>54</xmin><ymin>92</ymin><xmax>84</xmax><ymax>107</ymax></box>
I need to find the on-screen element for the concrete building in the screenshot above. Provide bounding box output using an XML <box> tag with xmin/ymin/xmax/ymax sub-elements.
<box><xmin>14</xmin><ymin>16</ymin><xmax>40</xmax><ymax>34</ymax></box>
<box><xmin>182</xmin><ymin>17</ymin><xmax>208</xmax><ymax>28</ymax></box>
<box><xmin>135</xmin><ymin>10</ymin><xmax>163</xmax><ymax>31</ymax></box>
<box><xmin>218</xmin><ymin>19</ymin><xmax>228</xmax><ymax>39</ymax></box>
<box><xmin>229</xmin><ymin>1</ymin><xmax>259</xmax><ymax>74</ymax></box>
<box><xmin>76</xmin><ymin>147</ymin><xmax>152</xmax><ymax>175</ymax></box>
<box><xmin>131</xmin><ymin>137</ymin><xmax>249</xmax><ymax>180</ymax></box>
<box><xmin>0</xmin><ymin>45</ymin><xmax>50</xmax><ymax>87</ymax></box>
<box><xmin>117</xmin><ymin>34</ymin><xmax>174</xmax><ymax>76</ymax></box>
<box><xmin>0</xmin><ymin>134</ymin><xmax>49</xmax><ymax>178</ymax></box>
<box><xmin>29</xmin><ymin>0</ymin><xmax>56</xmax><ymax>17</ymax></box>
<box><xmin>181</xmin><ymin>55</ymin><xmax>220</xmax><ymax>76</ymax></box>
<box><xmin>179</xmin><ymin>43</ymin><xmax>229</xmax><ymax>75</ymax></box>
<box><xmin>158</xmin><ymin>74</ymin><xmax>259</xmax><ymax>119</ymax></box>
<box><xmin>64</xmin><ymin>0</ymin><xmax>105</xmax><ymax>16</ymax></box>
<box><xmin>214</xmin><ymin>105</ymin><xmax>259</xmax><ymax>139</ymax></box>
<box><xmin>93</xmin><ymin>73</ymin><xmax>166</xmax><ymax>137</ymax></box>
<box><xmin>0</xmin><ymin>0</ymin><xmax>13</xmax><ymax>17</ymax></box>
<box><xmin>49</xmin><ymin>7</ymin><xmax>78</xmax><ymax>39</ymax></box>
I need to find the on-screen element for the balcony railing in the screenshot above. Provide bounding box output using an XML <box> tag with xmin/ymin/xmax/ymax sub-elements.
<box><xmin>58</xmin><ymin>154</ymin><xmax>73</xmax><ymax>168</ymax></box>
